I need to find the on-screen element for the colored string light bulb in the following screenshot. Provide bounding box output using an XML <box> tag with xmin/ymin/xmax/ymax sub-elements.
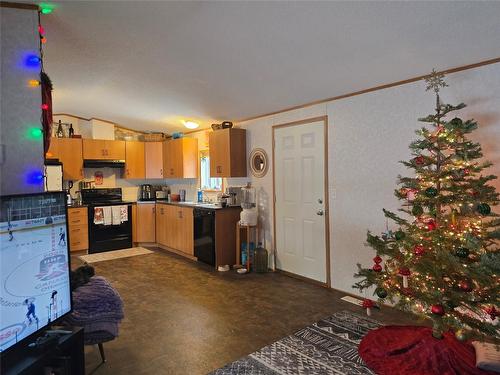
<box><xmin>41</xmin><ymin>36</ymin><xmax>47</xmax><ymax>44</ymax></box>
<box><xmin>38</xmin><ymin>25</ymin><xmax>45</xmax><ymax>35</ymax></box>
<box><xmin>41</xmin><ymin>104</ymin><xmax>49</xmax><ymax>110</ymax></box>
<box><xmin>28</xmin><ymin>79</ymin><xmax>41</xmax><ymax>87</ymax></box>
<box><xmin>39</xmin><ymin>3</ymin><xmax>54</xmax><ymax>14</ymax></box>
<box><xmin>30</xmin><ymin>128</ymin><xmax>43</xmax><ymax>139</ymax></box>
<box><xmin>25</xmin><ymin>54</ymin><xmax>41</xmax><ymax>68</ymax></box>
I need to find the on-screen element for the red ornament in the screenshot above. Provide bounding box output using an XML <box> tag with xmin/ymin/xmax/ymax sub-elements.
<box><xmin>373</xmin><ymin>255</ymin><xmax>382</xmax><ymax>264</ymax></box>
<box><xmin>471</xmin><ymin>190</ymin><xmax>479</xmax><ymax>197</ymax></box>
<box><xmin>458</xmin><ymin>280</ymin><xmax>473</xmax><ymax>292</ymax></box>
<box><xmin>372</xmin><ymin>264</ymin><xmax>382</xmax><ymax>272</ymax></box>
<box><xmin>413</xmin><ymin>245</ymin><xmax>425</xmax><ymax>256</ymax></box>
<box><xmin>362</xmin><ymin>299</ymin><xmax>375</xmax><ymax>309</ymax></box>
<box><xmin>398</xmin><ymin>267</ymin><xmax>410</xmax><ymax>277</ymax></box>
<box><xmin>484</xmin><ymin>306</ymin><xmax>498</xmax><ymax>321</ymax></box>
<box><xmin>426</xmin><ymin>219</ymin><xmax>437</xmax><ymax>231</ymax></box>
<box><xmin>414</xmin><ymin>156</ymin><xmax>425</xmax><ymax>165</ymax></box>
<box><xmin>463</xmin><ymin>168</ymin><xmax>470</xmax><ymax>175</ymax></box>
<box><xmin>431</xmin><ymin>304</ymin><xmax>445</xmax><ymax>316</ymax></box>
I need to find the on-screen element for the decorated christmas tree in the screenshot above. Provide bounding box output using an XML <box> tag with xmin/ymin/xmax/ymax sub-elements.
<box><xmin>354</xmin><ymin>70</ymin><xmax>499</xmax><ymax>342</ymax></box>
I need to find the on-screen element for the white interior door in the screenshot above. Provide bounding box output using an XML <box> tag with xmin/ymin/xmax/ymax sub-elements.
<box><xmin>274</xmin><ymin>120</ymin><xmax>327</xmax><ymax>283</ymax></box>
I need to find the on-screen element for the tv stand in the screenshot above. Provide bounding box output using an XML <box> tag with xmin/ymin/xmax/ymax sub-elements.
<box><xmin>2</xmin><ymin>326</ymin><xmax>84</xmax><ymax>375</ymax></box>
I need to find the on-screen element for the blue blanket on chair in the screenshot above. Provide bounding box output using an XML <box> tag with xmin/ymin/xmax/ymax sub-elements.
<box><xmin>64</xmin><ymin>276</ymin><xmax>124</xmax><ymax>344</ymax></box>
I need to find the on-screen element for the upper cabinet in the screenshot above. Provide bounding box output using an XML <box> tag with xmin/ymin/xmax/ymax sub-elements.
<box><xmin>125</xmin><ymin>141</ymin><xmax>145</xmax><ymax>179</ymax></box>
<box><xmin>47</xmin><ymin>138</ymin><xmax>84</xmax><ymax>181</ymax></box>
<box><xmin>163</xmin><ymin>138</ymin><xmax>198</xmax><ymax>178</ymax></box>
<box><xmin>209</xmin><ymin>128</ymin><xmax>246</xmax><ymax>177</ymax></box>
<box><xmin>145</xmin><ymin>142</ymin><xmax>164</xmax><ymax>179</ymax></box>
<box><xmin>82</xmin><ymin>139</ymin><xmax>125</xmax><ymax>160</ymax></box>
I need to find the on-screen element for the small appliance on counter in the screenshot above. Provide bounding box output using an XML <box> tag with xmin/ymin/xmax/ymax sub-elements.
<box><xmin>139</xmin><ymin>184</ymin><xmax>153</xmax><ymax>201</ymax></box>
<box><xmin>225</xmin><ymin>186</ymin><xmax>243</xmax><ymax>206</ymax></box>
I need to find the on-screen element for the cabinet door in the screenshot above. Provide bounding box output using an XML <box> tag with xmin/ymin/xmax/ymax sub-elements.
<box><xmin>163</xmin><ymin>140</ymin><xmax>183</xmax><ymax>178</ymax></box>
<box><xmin>125</xmin><ymin>141</ymin><xmax>145</xmax><ymax>179</ymax></box>
<box><xmin>155</xmin><ymin>205</ymin><xmax>166</xmax><ymax>246</ymax></box>
<box><xmin>48</xmin><ymin>138</ymin><xmax>84</xmax><ymax>180</ymax></box>
<box><xmin>145</xmin><ymin>142</ymin><xmax>164</xmax><ymax>178</ymax></box>
<box><xmin>179</xmin><ymin>207</ymin><xmax>193</xmax><ymax>255</ymax></box>
<box><xmin>136</xmin><ymin>204</ymin><xmax>156</xmax><ymax>242</ymax></box>
<box><xmin>105</xmin><ymin>140</ymin><xmax>126</xmax><ymax>160</ymax></box>
<box><xmin>82</xmin><ymin>139</ymin><xmax>107</xmax><ymax>159</ymax></box>
<box><xmin>181</xmin><ymin>138</ymin><xmax>198</xmax><ymax>178</ymax></box>
<box><xmin>165</xmin><ymin>205</ymin><xmax>178</xmax><ymax>249</ymax></box>
<box><xmin>209</xmin><ymin>130</ymin><xmax>230</xmax><ymax>177</ymax></box>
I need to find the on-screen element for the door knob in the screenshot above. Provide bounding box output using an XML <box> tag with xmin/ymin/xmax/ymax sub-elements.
<box><xmin>316</xmin><ymin>209</ymin><xmax>324</xmax><ymax>216</ymax></box>
<box><xmin>318</xmin><ymin>198</ymin><xmax>323</xmax><ymax>204</ymax></box>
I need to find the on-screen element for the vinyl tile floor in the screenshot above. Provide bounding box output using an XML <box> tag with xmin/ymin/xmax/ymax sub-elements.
<box><xmin>72</xmin><ymin>248</ymin><xmax>421</xmax><ymax>375</ymax></box>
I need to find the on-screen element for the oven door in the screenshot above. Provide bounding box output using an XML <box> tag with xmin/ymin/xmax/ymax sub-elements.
<box><xmin>88</xmin><ymin>204</ymin><xmax>132</xmax><ymax>253</ymax></box>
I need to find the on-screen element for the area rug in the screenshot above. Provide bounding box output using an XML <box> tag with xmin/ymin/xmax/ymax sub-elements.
<box><xmin>209</xmin><ymin>310</ymin><xmax>380</xmax><ymax>375</ymax></box>
<box><xmin>79</xmin><ymin>247</ymin><xmax>153</xmax><ymax>264</ymax></box>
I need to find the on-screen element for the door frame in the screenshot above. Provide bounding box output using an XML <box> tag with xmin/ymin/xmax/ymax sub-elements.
<box><xmin>272</xmin><ymin>115</ymin><xmax>331</xmax><ymax>287</ymax></box>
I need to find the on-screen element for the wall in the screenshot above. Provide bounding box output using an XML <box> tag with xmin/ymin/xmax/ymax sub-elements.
<box><xmin>235</xmin><ymin>62</ymin><xmax>500</xmax><ymax>297</ymax></box>
<box><xmin>0</xmin><ymin>6</ymin><xmax>44</xmax><ymax>195</ymax></box>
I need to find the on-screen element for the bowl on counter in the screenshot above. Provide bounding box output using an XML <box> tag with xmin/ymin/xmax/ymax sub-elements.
<box><xmin>170</xmin><ymin>194</ymin><xmax>180</xmax><ymax>202</ymax></box>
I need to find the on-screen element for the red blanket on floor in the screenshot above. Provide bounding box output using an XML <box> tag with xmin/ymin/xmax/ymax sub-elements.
<box><xmin>359</xmin><ymin>326</ymin><xmax>497</xmax><ymax>375</ymax></box>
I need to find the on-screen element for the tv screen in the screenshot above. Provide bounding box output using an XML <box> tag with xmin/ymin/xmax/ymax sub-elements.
<box><xmin>0</xmin><ymin>192</ymin><xmax>72</xmax><ymax>353</ymax></box>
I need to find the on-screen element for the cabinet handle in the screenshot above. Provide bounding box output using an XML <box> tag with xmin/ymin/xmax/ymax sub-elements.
<box><xmin>160</xmin><ymin>169</ymin><xmax>163</xmax><ymax>175</ymax></box>
<box><xmin>170</xmin><ymin>168</ymin><xmax>174</xmax><ymax>175</ymax></box>
<box><xmin>126</xmin><ymin>169</ymin><xmax>129</xmax><ymax>175</ymax></box>
<box><xmin>178</xmin><ymin>211</ymin><xmax>182</xmax><ymax>219</ymax></box>
<box><xmin>153</xmin><ymin>207</ymin><xmax>155</xmax><ymax>213</ymax></box>
<box><xmin>217</xmin><ymin>166</ymin><xmax>222</xmax><ymax>173</ymax></box>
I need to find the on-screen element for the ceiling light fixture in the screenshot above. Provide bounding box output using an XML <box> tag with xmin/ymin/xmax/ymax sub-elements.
<box><xmin>184</xmin><ymin>121</ymin><xmax>199</xmax><ymax>129</ymax></box>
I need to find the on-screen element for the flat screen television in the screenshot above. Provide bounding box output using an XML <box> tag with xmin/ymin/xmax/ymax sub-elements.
<box><xmin>0</xmin><ymin>192</ymin><xmax>72</xmax><ymax>353</ymax></box>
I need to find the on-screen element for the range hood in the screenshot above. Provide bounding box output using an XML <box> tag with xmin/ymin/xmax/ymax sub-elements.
<box><xmin>83</xmin><ymin>159</ymin><xmax>125</xmax><ymax>168</ymax></box>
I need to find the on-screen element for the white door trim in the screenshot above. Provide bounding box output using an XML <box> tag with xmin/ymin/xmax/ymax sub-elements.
<box><xmin>272</xmin><ymin>115</ymin><xmax>331</xmax><ymax>287</ymax></box>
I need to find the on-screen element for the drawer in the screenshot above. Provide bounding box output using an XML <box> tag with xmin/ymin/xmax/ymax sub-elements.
<box><xmin>68</xmin><ymin>217</ymin><xmax>87</xmax><ymax>226</ymax></box>
<box><xmin>68</xmin><ymin>207</ymin><xmax>87</xmax><ymax>218</ymax></box>
<box><xmin>69</xmin><ymin>225</ymin><xmax>87</xmax><ymax>235</ymax></box>
<box><xmin>69</xmin><ymin>231</ymin><xmax>88</xmax><ymax>252</ymax></box>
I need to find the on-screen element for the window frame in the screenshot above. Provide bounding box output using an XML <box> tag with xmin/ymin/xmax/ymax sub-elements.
<box><xmin>199</xmin><ymin>150</ymin><xmax>223</xmax><ymax>192</ymax></box>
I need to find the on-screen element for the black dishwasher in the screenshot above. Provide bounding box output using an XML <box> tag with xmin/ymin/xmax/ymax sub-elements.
<box><xmin>194</xmin><ymin>208</ymin><xmax>215</xmax><ymax>266</ymax></box>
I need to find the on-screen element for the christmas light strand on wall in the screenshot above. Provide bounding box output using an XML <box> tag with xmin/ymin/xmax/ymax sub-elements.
<box><xmin>24</xmin><ymin>3</ymin><xmax>54</xmax><ymax>184</ymax></box>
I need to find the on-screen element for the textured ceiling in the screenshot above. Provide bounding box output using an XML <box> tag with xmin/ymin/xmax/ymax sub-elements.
<box><xmin>42</xmin><ymin>1</ymin><xmax>500</xmax><ymax>133</ymax></box>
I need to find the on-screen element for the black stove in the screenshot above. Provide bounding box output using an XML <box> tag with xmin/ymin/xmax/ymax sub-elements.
<box><xmin>81</xmin><ymin>188</ymin><xmax>124</xmax><ymax>205</ymax></box>
<box><xmin>81</xmin><ymin>188</ymin><xmax>133</xmax><ymax>253</ymax></box>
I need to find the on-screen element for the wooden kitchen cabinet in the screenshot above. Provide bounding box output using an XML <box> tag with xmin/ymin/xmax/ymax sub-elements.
<box><xmin>82</xmin><ymin>139</ymin><xmax>126</xmax><ymax>160</ymax></box>
<box><xmin>47</xmin><ymin>138</ymin><xmax>84</xmax><ymax>180</ymax></box>
<box><xmin>145</xmin><ymin>142</ymin><xmax>164</xmax><ymax>178</ymax></box>
<box><xmin>209</xmin><ymin>128</ymin><xmax>246</xmax><ymax>177</ymax></box>
<box><xmin>155</xmin><ymin>204</ymin><xmax>168</xmax><ymax>247</ymax></box>
<box><xmin>125</xmin><ymin>141</ymin><xmax>145</xmax><ymax>179</ymax></box>
<box><xmin>136</xmin><ymin>203</ymin><xmax>156</xmax><ymax>243</ymax></box>
<box><xmin>162</xmin><ymin>138</ymin><xmax>198</xmax><ymax>178</ymax></box>
<box><xmin>155</xmin><ymin>203</ymin><xmax>193</xmax><ymax>255</ymax></box>
<box><xmin>67</xmin><ymin>207</ymin><xmax>88</xmax><ymax>252</ymax></box>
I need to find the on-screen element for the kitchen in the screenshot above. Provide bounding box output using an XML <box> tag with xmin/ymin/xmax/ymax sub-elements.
<box><xmin>45</xmin><ymin>114</ymin><xmax>250</xmax><ymax>269</ymax></box>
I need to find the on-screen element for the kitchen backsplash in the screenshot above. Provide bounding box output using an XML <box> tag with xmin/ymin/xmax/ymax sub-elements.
<box><xmin>67</xmin><ymin>167</ymin><xmax>222</xmax><ymax>202</ymax></box>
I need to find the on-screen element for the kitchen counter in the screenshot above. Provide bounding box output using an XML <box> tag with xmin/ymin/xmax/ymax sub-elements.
<box><xmin>155</xmin><ymin>200</ymin><xmax>240</xmax><ymax>210</ymax></box>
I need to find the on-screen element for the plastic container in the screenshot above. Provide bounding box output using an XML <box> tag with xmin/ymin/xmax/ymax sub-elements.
<box><xmin>197</xmin><ymin>190</ymin><xmax>203</xmax><ymax>203</ymax></box>
<box><xmin>254</xmin><ymin>242</ymin><xmax>268</xmax><ymax>273</ymax></box>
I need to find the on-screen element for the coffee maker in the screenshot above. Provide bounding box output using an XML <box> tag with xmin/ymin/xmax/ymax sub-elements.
<box><xmin>139</xmin><ymin>184</ymin><xmax>153</xmax><ymax>201</ymax></box>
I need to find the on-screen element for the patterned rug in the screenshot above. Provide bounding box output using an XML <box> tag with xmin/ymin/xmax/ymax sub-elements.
<box><xmin>209</xmin><ymin>310</ymin><xmax>379</xmax><ymax>375</ymax></box>
<box><xmin>79</xmin><ymin>247</ymin><xmax>153</xmax><ymax>263</ymax></box>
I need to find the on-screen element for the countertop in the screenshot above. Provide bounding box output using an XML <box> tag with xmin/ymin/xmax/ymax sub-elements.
<box><xmin>154</xmin><ymin>200</ymin><xmax>241</xmax><ymax>210</ymax></box>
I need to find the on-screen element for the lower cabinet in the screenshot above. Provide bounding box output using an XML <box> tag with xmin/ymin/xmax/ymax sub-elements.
<box><xmin>156</xmin><ymin>204</ymin><xmax>193</xmax><ymax>256</ymax></box>
<box><xmin>136</xmin><ymin>203</ymin><xmax>156</xmax><ymax>243</ymax></box>
<box><xmin>68</xmin><ymin>207</ymin><xmax>89</xmax><ymax>252</ymax></box>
